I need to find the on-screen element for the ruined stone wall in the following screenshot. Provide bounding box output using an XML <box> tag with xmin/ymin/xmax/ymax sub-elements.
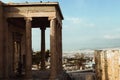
<box><xmin>95</xmin><ymin>49</ymin><xmax>120</xmax><ymax>80</ymax></box>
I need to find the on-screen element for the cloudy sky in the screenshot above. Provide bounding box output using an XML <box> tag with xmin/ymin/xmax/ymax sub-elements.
<box><xmin>3</xmin><ymin>0</ymin><xmax>120</xmax><ymax>51</ymax></box>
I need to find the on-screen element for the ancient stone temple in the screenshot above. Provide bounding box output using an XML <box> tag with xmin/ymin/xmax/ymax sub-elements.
<box><xmin>94</xmin><ymin>49</ymin><xmax>120</xmax><ymax>80</ymax></box>
<box><xmin>0</xmin><ymin>1</ymin><xmax>63</xmax><ymax>80</ymax></box>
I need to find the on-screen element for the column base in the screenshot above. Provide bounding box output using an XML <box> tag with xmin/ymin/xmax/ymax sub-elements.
<box><xmin>50</xmin><ymin>70</ymin><xmax>71</xmax><ymax>80</ymax></box>
<box><xmin>0</xmin><ymin>77</ymin><xmax>9</xmax><ymax>80</ymax></box>
<box><xmin>24</xmin><ymin>72</ymin><xmax>32</xmax><ymax>80</ymax></box>
<box><xmin>22</xmin><ymin>78</ymin><xmax>33</xmax><ymax>80</ymax></box>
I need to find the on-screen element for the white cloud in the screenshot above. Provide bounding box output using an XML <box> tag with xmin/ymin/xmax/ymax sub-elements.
<box><xmin>103</xmin><ymin>34</ymin><xmax>120</xmax><ymax>39</ymax></box>
<box><xmin>2</xmin><ymin>0</ymin><xmax>18</xmax><ymax>3</ymax></box>
<box><xmin>66</xmin><ymin>17</ymin><xmax>82</xmax><ymax>24</ymax></box>
<box><xmin>64</xmin><ymin>16</ymin><xmax>95</xmax><ymax>28</ymax></box>
<box><xmin>81</xmin><ymin>23</ymin><xmax>95</xmax><ymax>28</ymax></box>
<box><xmin>86</xmin><ymin>23</ymin><xmax>95</xmax><ymax>27</ymax></box>
<box><xmin>2</xmin><ymin>0</ymin><xmax>38</xmax><ymax>3</ymax></box>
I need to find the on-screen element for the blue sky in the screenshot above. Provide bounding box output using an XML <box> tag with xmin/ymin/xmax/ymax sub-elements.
<box><xmin>3</xmin><ymin>0</ymin><xmax>120</xmax><ymax>51</ymax></box>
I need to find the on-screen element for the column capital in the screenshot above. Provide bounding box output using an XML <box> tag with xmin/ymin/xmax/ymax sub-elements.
<box><xmin>59</xmin><ymin>24</ymin><xmax>62</xmax><ymax>29</ymax></box>
<box><xmin>57</xmin><ymin>20</ymin><xmax>62</xmax><ymax>27</ymax></box>
<box><xmin>24</xmin><ymin>17</ymin><xmax>32</xmax><ymax>21</ymax></box>
<box><xmin>56</xmin><ymin>22</ymin><xmax>62</xmax><ymax>30</ymax></box>
<box><xmin>48</xmin><ymin>17</ymin><xmax>56</xmax><ymax>21</ymax></box>
<box><xmin>49</xmin><ymin>17</ymin><xmax>62</xmax><ymax>28</ymax></box>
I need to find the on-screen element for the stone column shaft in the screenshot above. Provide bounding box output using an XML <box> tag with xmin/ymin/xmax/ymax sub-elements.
<box><xmin>56</xmin><ymin>23</ymin><xmax>62</xmax><ymax>74</ymax></box>
<box><xmin>0</xmin><ymin>2</ymin><xmax>4</xmax><ymax>78</ymax></box>
<box><xmin>49</xmin><ymin>18</ymin><xmax>63</xmax><ymax>79</ymax></box>
<box><xmin>4</xmin><ymin>19</ymin><xmax>9</xmax><ymax>78</ymax></box>
<box><xmin>40</xmin><ymin>27</ymin><xmax>46</xmax><ymax>70</ymax></box>
<box><xmin>25</xmin><ymin>17</ymin><xmax>32</xmax><ymax>78</ymax></box>
<box><xmin>50</xmin><ymin>18</ymin><xmax>57</xmax><ymax>79</ymax></box>
<box><xmin>59</xmin><ymin>24</ymin><xmax>63</xmax><ymax>72</ymax></box>
<box><xmin>55</xmin><ymin>23</ymin><xmax>58</xmax><ymax>74</ymax></box>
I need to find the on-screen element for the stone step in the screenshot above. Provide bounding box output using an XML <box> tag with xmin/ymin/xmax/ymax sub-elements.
<box><xmin>32</xmin><ymin>70</ymin><xmax>50</xmax><ymax>80</ymax></box>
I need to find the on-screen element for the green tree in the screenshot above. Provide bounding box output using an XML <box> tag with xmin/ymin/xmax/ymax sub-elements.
<box><xmin>74</xmin><ymin>53</ymin><xmax>86</xmax><ymax>70</ymax></box>
<box><xmin>45</xmin><ymin>50</ymin><xmax>50</xmax><ymax>61</ymax></box>
<box><xmin>32</xmin><ymin>51</ymin><xmax>41</xmax><ymax>68</ymax></box>
<box><xmin>32</xmin><ymin>50</ymin><xmax>50</xmax><ymax>69</ymax></box>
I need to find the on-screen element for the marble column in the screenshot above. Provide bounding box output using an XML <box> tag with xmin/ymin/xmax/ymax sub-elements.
<box><xmin>58</xmin><ymin>23</ymin><xmax>63</xmax><ymax>73</ymax></box>
<box><xmin>55</xmin><ymin>22</ymin><xmax>58</xmax><ymax>74</ymax></box>
<box><xmin>4</xmin><ymin>18</ymin><xmax>9</xmax><ymax>79</ymax></box>
<box><xmin>40</xmin><ymin>27</ymin><xmax>46</xmax><ymax>70</ymax></box>
<box><xmin>49</xmin><ymin>17</ymin><xmax>58</xmax><ymax>80</ymax></box>
<box><xmin>60</xmin><ymin>24</ymin><xmax>63</xmax><ymax>72</ymax></box>
<box><xmin>0</xmin><ymin>2</ymin><xmax>4</xmax><ymax>78</ymax></box>
<box><xmin>57</xmin><ymin>24</ymin><xmax>60</xmax><ymax>73</ymax></box>
<box><xmin>24</xmin><ymin>17</ymin><xmax>32</xmax><ymax>79</ymax></box>
<box><xmin>0</xmin><ymin>7</ymin><xmax>9</xmax><ymax>79</ymax></box>
<box><xmin>56</xmin><ymin>22</ymin><xmax>62</xmax><ymax>74</ymax></box>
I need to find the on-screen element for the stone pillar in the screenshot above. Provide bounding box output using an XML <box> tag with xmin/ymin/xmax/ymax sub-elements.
<box><xmin>56</xmin><ymin>23</ymin><xmax>62</xmax><ymax>74</ymax></box>
<box><xmin>49</xmin><ymin>17</ymin><xmax>58</xmax><ymax>80</ymax></box>
<box><xmin>56</xmin><ymin>22</ymin><xmax>59</xmax><ymax>74</ymax></box>
<box><xmin>3</xmin><ymin>18</ymin><xmax>9</xmax><ymax>79</ymax></box>
<box><xmin>0</xmin><ymin>2</ymin><xmax>4</xmax><ymax>78</ymax></box>
<box><xmin>24</xmin><ymin>17</ymin><xmax>32</xmax><ymax>79</ymax></box>
<box><xmin>59</xmin><ymin>24</ymin><xmax>63</xmax><ymax>72</ymax></box>
<box><xmin>40</xmin><ymin>27</ymin><xmax>46</xmax><ymax>70</ymax></box>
